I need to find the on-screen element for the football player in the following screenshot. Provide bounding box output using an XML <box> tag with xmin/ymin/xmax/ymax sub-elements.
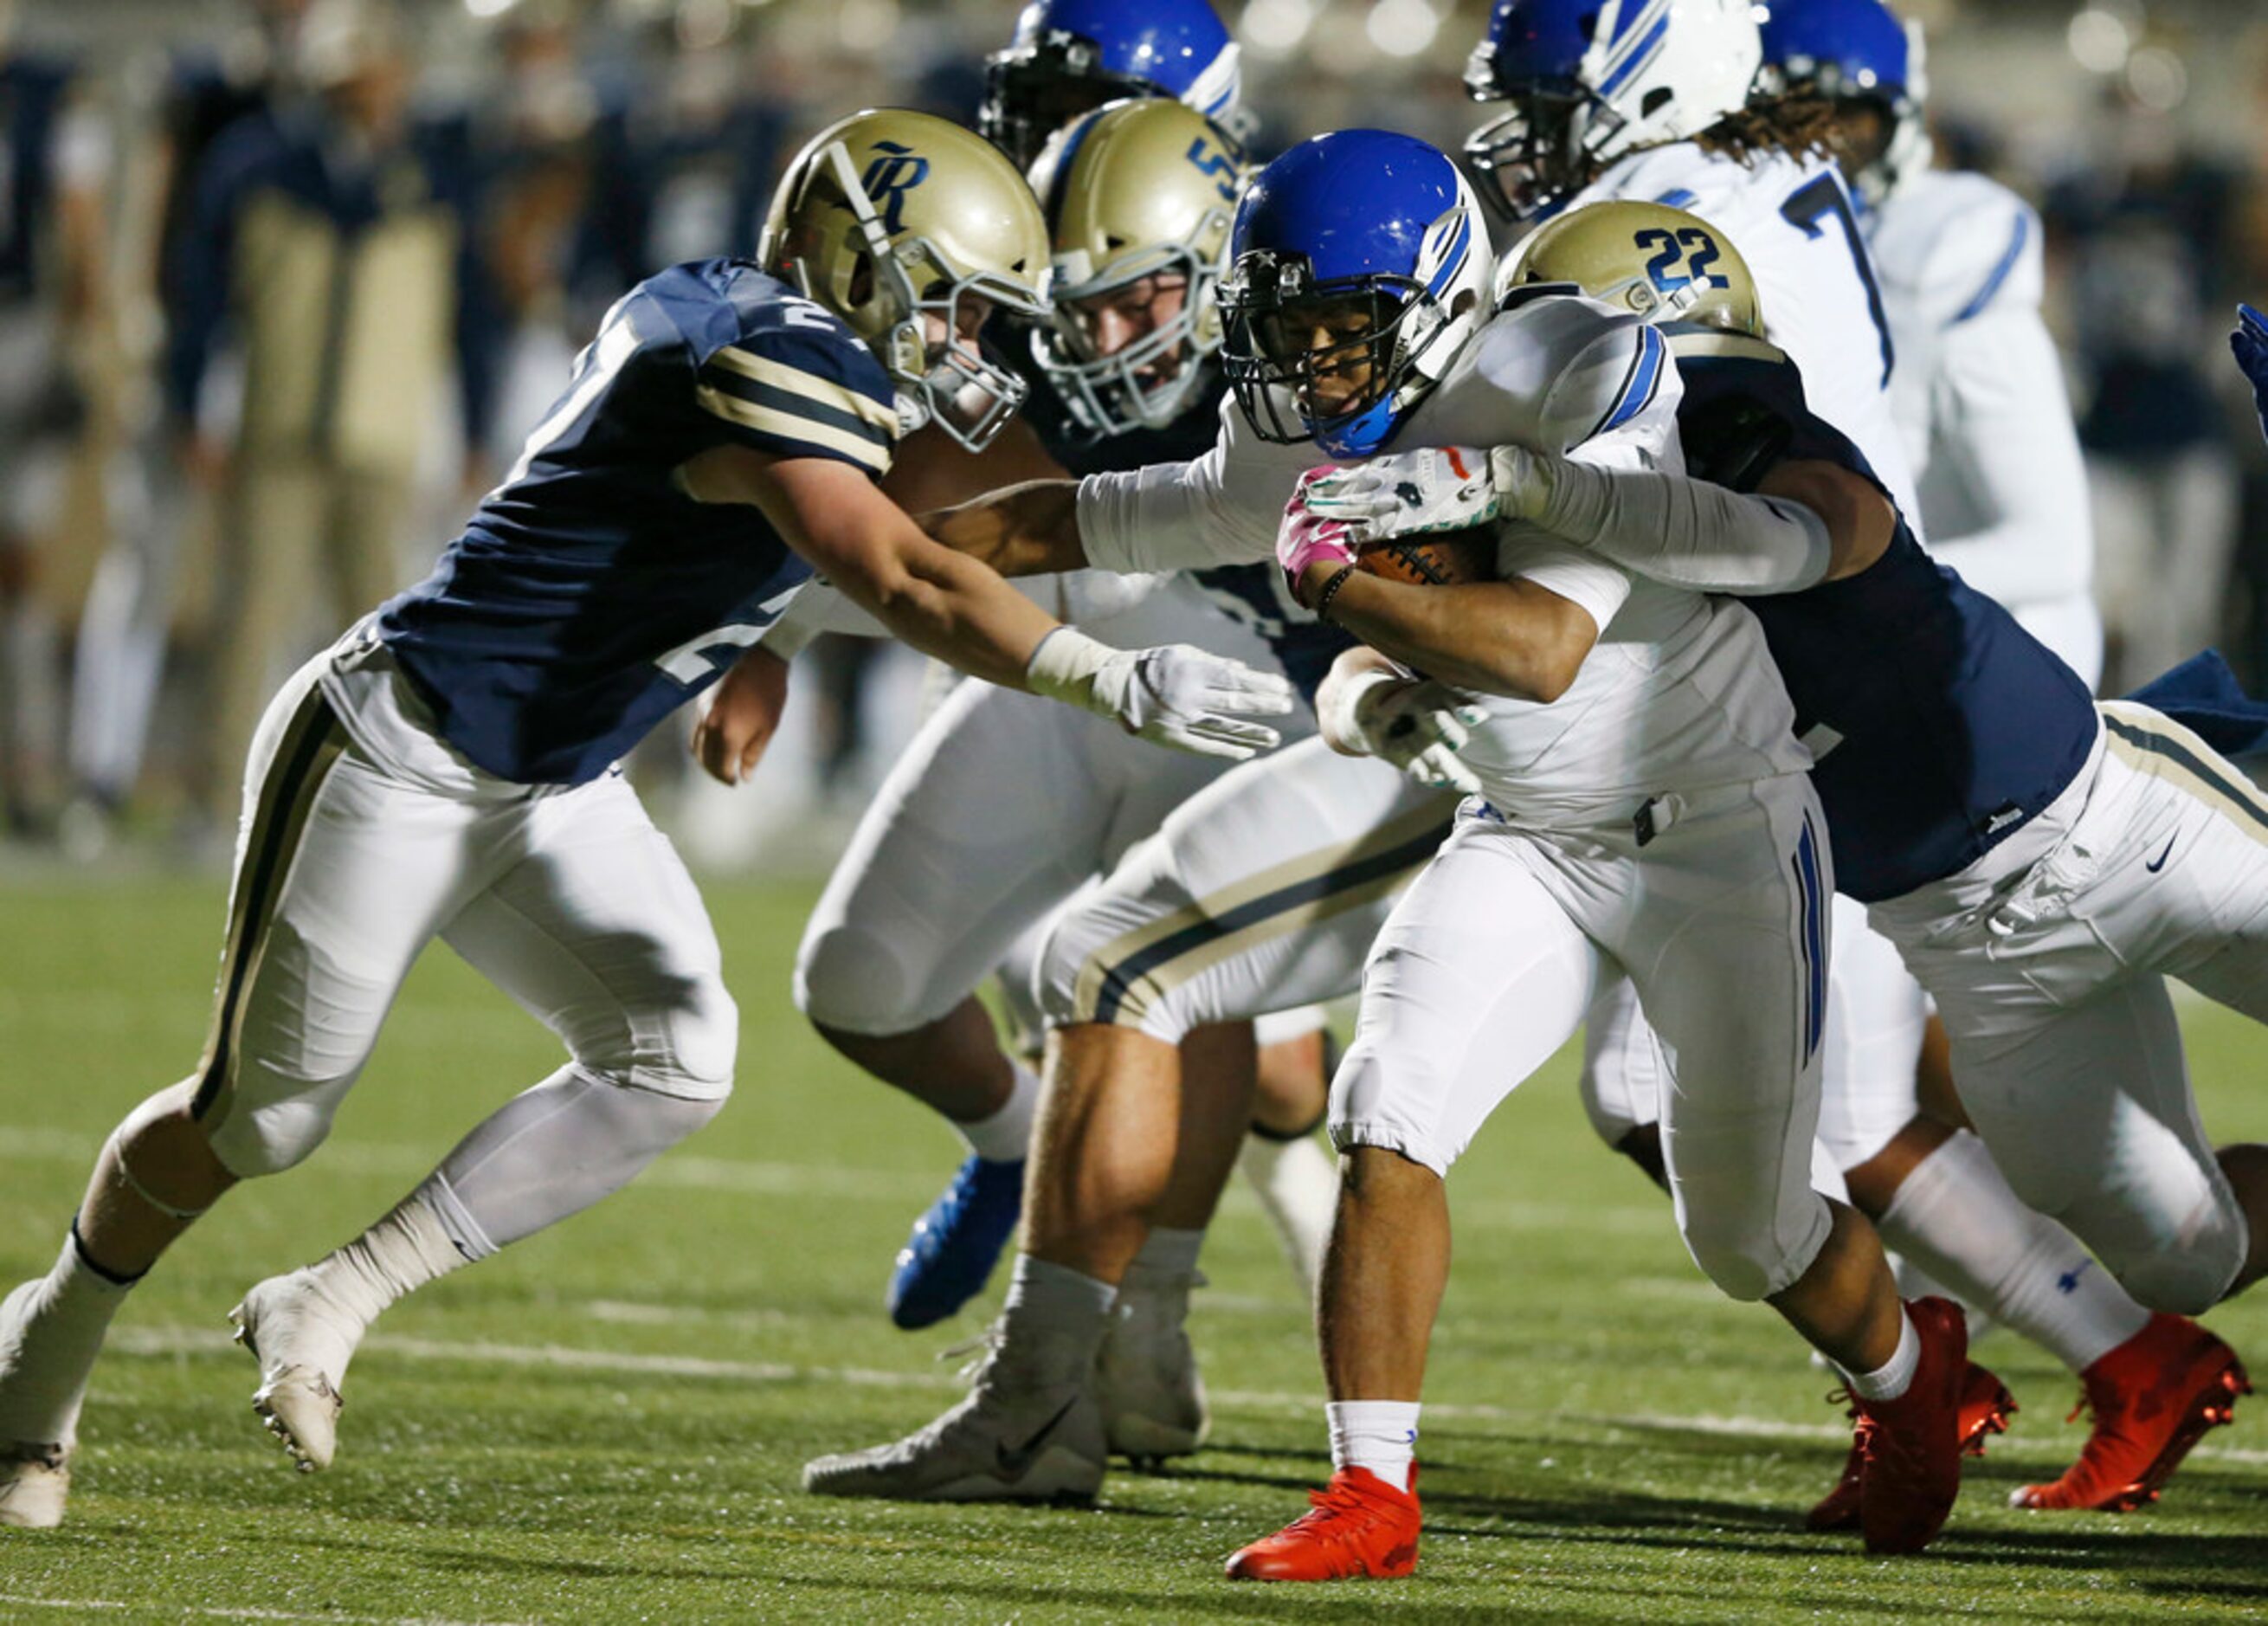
<box><xmin>0</xmin><ymin>109</ymin><xmax>1295</xmax><ymax>1529</ymax></box>
<box><xmin>793</xmin><ymin>0</ymin><xmax>1951</xmax><ymax>1513</ymax></box>
<box><xmin>803</xmin><ymin>136</ymin><xmax>1975</xmax><ymax>1558</ymax></box>
<box><xmin>1315</xmin><ymin>200</ymin><xmax>2263</xmax><ymax>1568</ymax></box>
<box><xmin>976</xmin><ymin>0</ymin><xmax>1244</xmax><ymax>171</ymax></box>
<box><xmin>1570</xmin><ymin>0</ymin><xmax>2233</xmax><ymax>1525</ymax></box>
<box><xmin>754</xmin><ymin>100</ymin><xmax>1345</xmax><ymax>1457</ymax></box>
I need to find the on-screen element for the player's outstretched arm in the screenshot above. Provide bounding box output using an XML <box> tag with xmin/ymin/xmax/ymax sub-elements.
<box><xmin>1318</xmin><ymin>442</ymin><xmax>1885</xmax><ymax>594</ymax></box>
<box><xmin>688</xmin><ymin>446</ymin><xmax>1292</xmax><ymax>759</ymax></box>
<box><xmin>918</xmin><ymin>478</ymin><xmax>1089</xmax><ymax>577</ymax></box>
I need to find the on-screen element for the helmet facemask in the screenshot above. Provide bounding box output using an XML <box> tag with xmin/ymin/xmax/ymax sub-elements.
<box><xmin>786</xmin><ymin>139</ymin><xmax>1047</xmax><ymax>452</ymax></box>
<box><xmin>1035</xmin><ymin>240</ymin><xmax>1221</xmax><ymax>438</ymax></box>
<box><xmin>981</xmin><ymin>36</ymin><xmax>1163</xmax><ymax>171</ymax></box>
<box><xmin>1462</xmin><ymin>86</ymin><xmax>1608</xmax><ymax>222</ymax></box>
<box><xmin>1221</xmin><ymin>256</ymin><xmax>1453</xmax><ymax>460</ymax></box>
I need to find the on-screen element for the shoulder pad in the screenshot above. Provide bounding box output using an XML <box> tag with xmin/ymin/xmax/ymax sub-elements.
<box><xmin>1902</xmin><ymin>176</ymin><xmax>2043</xmax><ymax>329</ymax></box>
<box><xmin>1462</xmin><ymin>296</ymin><xmax>1674</xmax><ymax>455</ymax></box>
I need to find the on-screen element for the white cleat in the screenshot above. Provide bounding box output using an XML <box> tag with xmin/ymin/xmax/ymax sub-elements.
<box><xmin>1239</xmin><ymin>1126</ymin><xmax>1339</xmax><ymax>1294</ymax></box>
<box><xmin>1097</xmin><ymin>1264</ymin><xmax>1210</xmax><ymax>1463</ymax></box>
<box><xmin>803</xmin><ymin>1334</ymin><xmax>1106</xmax><ymax>1503</ymax></box>
<box><xmin>0</xmin><ymin>1442</ymin><xmax>68</xmax><ymax>1529</ymax></box>
<box><xmin>229</xmin><ymin>1269</ymin><xmax>364</xmax><ymax>1473</ymax></box>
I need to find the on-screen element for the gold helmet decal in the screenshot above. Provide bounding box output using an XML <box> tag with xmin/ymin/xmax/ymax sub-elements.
<box><xmin>1027</xmin><ymin>98</ymin><xmax>1247</xmax><ymax>437</ymax></box>
<box><xmin>761</xmin><ymin>108</ymin><xmax>1051</xmax><ymax>451</ymax></box>
<box><xmin>1504</xmin><ymin>200</ymin><xmax>1765</xmax><ymax>339</ymax></box>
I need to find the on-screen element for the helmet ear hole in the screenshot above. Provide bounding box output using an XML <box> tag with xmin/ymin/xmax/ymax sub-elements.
<box><xmin>1641</xmin><ymin>87</ymin><xmax>1674</xmax><ymax>118</ymax></box>
<box><xmin>847</xmin><ymin>253</ymin><xmax>875</xmax><ymax>309</ymax></box>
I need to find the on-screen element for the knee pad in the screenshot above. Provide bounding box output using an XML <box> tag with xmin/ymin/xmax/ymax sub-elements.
<box><xmin>621</xmin><ymin>973</ymin><xmax>737</xmax><ymax>1103</ymax></box>
<box><xmin>1677</xmin><ymin>1190</ymin><xmax>1833</xmax><ymax>1304</ymax></box>
<box><xmin>209</xmin><ymin>1091</ymin><xmax>348</xmax><ymax>1179</ymax></box>
<box><xmin>2099</xmin><ymin>1210</ymin><xmax>2247</xmax><ymax>1316</ymax></box>
<box><xmin>795</xmin><ymin>916</ymin><xmax>925</xmax><ymax>1036</ymax></box>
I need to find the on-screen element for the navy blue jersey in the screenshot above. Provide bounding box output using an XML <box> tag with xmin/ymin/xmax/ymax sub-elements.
<box><xmin>1669</xmin><ymin>327</ymin><xmax>2099</xmax><ymax>902</ymax></box>
<box><xmin>379</xmin><ymin>260</ymin><xmax>899</xmax><ymax>785</ymax></box>
<box><xmin>1016</xmin><ymin>345</ymin><xmax>1351</xmax><ymax>701</ymax></box>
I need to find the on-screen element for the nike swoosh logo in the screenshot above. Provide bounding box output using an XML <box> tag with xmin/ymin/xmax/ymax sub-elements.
<box><xmin>2146</xmin><ymin>836</ymin><xmax>2176</xmax><ymax>874</ymax></box>
<box><xmin>995</xmin><ymin>1395</ymin><xmax>1081</xmax><ymax>1480</ymax></box>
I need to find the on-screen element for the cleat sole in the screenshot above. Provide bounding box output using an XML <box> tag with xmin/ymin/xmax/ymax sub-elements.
<box><xmin>2013</xmin><ymin>1355</ymin><xmax>2250</xmax><ymax>1513</ymax></box>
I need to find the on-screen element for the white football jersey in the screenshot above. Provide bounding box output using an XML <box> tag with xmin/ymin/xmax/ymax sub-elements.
<box><xmin>1867</xmin><ymin>170</ymin><xmax>2097</xmax><ymax>669</ymax></box>
<box><xmin>1075</xmin><ymin>297</ymin><xmax>1808</xmax><ymax>829</ymax></box>
<box><xmin>1545</xmin><ymin>142</ymin><xmax>1923</xmax><ymax>532</ymax></box>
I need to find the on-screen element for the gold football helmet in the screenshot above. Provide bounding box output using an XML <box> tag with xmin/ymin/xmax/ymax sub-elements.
<box><xmin>1503</xmin><ymin>200</ymin><xmax>1765</xmax><ymax>338</ymax></box>
<box><xmin>761</xmin><ymin>108</ymin><xmax>1051</xmax><ymax>451</ymax></box>
<box><xmin>1027</xmin><ymin>98</ymin><xmax>1247</xmax><ymax>436</ymax></box>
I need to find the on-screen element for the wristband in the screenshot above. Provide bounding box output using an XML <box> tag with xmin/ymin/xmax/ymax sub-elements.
<box><xmin>1311</xmin><ymin>565</ymin><xmax>1358</xmax><ymax>623</ymax></box>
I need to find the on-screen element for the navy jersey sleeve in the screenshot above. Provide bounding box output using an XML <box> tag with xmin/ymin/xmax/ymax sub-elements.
<box><xmin>689</xmin><ymin>289</ymin><xmax>901</xmax><ymax>479</ymax></box>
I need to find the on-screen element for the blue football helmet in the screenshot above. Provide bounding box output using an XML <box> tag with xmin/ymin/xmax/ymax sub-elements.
<box><xmin>1756</xmin><ymin>0</ymin><xmax>1930</xmax><ymax>206</ymax></box>
<box><xmin>1463</xmin><ymin>0</ymin><xmax>1762</xmax><ymax>221</ymax></box>
<box><xmin>1218</xmin><ymin>131</ymin><xmax>1493</xmax><ymax>461</ymax></box>
<box><xmin>979</xmin><ymin>0</ymin><xmax>1242</xmax><ymax>170</ymax></box>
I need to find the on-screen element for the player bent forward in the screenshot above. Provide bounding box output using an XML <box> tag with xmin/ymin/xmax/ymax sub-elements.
<box><xmin>0</xmin><ymin>110</ymin><xmax>1295</xmax><ymax>1530</ymax></box>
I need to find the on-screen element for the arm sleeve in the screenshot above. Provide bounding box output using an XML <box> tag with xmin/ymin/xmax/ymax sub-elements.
<box><xmin>1526</xmin><ymin>451</ymin><xmax>1833</xmax><ymax>594</ymax></box>
<box><xmin>694</xmin><ymin>327</ymin><xmax>901</xmax><ymax>479</ymax></box>
<box><xmin>1074</xmin><ymin>392</ymin><xmax>1298</xmax><ymax>574</ymax></box>
<box><xmin>1912</xmin><ymin>303</ymin><xmax>2094</xmax><ymax>606</ymax></box>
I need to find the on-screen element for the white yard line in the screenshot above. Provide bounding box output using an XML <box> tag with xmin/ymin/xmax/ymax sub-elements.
<box><xmin>0</xmin><ymin>1123</ymin><xmax>1659</xmax><ymax>1231</ymax></box>
<box><xmin>0</xmin><ymin>1596</ymin><xmax>532</xmax><ymax>1626</ymax></box>
<box><xmin>99</xmin><ymin>1325</ymin><xmax>2268</xmax><ymax>1464</ymax></box>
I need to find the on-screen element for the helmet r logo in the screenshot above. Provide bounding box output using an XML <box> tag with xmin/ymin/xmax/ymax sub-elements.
<box><xmin>860</xmin><ymin>142</ymin><xmax>932</xmax><ymax>234</ymax></box>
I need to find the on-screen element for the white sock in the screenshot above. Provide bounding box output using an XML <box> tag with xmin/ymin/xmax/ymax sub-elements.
<box><xmin>1327</xmin><ymin>1399</ymin><xmax>1420</xmax><ymax>1487</ymax></box>
<box><xmin>1238</xmin><ymin>1129</ymin><xmax>1337</xmax><ymax>1294</ymax></box>
<box><xmin>998</xmin><ymin>1254</ymin><xmax>1116</xmax><ymax>1390</ymax></box>
<box><xmin>0</xmin><ymin>1230</ymin><xmax>135</xmax><ymax>1447</ymax></box>
<box><xmin>956</xmin><ymin>1060</ymin><xmax>1041</xmax><ymax>1164</ymax></box>
<box><xmin>305</xmin><ymin>1188</ymin><xmax>474</xmax><ymax>1340</ymax></box>
<box><xmin>1878</xmin><ymin>1130</ymin><xmax>2150</xmax><ymax>1373</ymax></box>
<box><xmin>1130</xmin><ymin>1227</ymin><xmax>1205</xmax><ymax>1281</ymax></box>
<box><xmin>431</xmin><ymin>1065</ymin><xmax>722</xmax><ymax>1251</ymax></box>
<box><xmin>1845</xmin><ymin>1308</ymin><xmax>1920</xmax><ymax>1402</ymax></box>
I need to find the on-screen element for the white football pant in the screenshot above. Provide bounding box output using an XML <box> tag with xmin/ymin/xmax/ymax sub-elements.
<box><xmin>1035</xmin><ymin>735</ymin><xmax>1459</xmax><ymax>1042</ymax></box>
<box><xmin>1872</xmin><ymin>703</ymin><xmax>2268</xmax><ymax>1313</ymax></box>
<box><xmin>794</xmin><ymin>577</ymin><xmax>1322</xmax><ymax>1042</ymax></box>
<box><xmin>190</xmin><ymin>632</ymin><xmax>733</xmax><ymax>1180</ymax></box>
<box><xmin>1337</xmin><ymin>774</ymin><xmax>1836</xmax><ymax>1302</ymax></box>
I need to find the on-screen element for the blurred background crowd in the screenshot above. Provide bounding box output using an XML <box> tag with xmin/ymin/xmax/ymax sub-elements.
<box><xmin>0</xmin><ymin>0</ymin><xmax>2265</xmax><ymax>871</ymax></box>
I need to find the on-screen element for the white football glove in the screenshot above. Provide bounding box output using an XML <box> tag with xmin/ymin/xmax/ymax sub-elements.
<box><xmin>1301</xmin><ymin>444</ymin><xmax>1567</xmax><ymax>547</ymax></box>
<box><xmin>1298</xmin><ymin>446</ymin><xmax>1498</xmax><ymax>545</ymax></box>
<box><xmin>1028</xmin><ymin>629</ymin><xmax>1295</xmax><ymax>760</ymax></box>
<box><xmin>1320</xmin><ymin>667</ymin><xmax>1488</xmax><ymax>795</ymax></box>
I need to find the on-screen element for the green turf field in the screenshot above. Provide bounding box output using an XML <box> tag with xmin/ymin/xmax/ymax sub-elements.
<box><xmin>0</xmin><ymin>873</ymin><xmax>2263</xmax><ymax>1623</ymax></box>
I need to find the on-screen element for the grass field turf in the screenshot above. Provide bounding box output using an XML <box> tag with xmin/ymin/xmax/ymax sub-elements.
<box><xmin>0</xmin><ymin>873</ymin><xmax>2264</xmax><ymax>1623</ymax></box>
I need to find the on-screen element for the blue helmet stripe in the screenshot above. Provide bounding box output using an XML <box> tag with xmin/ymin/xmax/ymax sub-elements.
<box><xmin>1597</xmin><ymin>11</ymin><xmax>1671</xmax><ymax>96</ymax></box>
<box><xmin>1423</xmin><ymin>214</ymin><xmax>1473</xmax><ymax>300</ymax></box>
<box><xmin>1607</xmin><ymin>0</ymin><xmax>1669</xmax><ymax>51</ymax></box>
<box><xmin>1598</xmin><ymin>325</ymin><xmax>1665</xmax><ymax>435</ymax></box>
<box><xmin>1950</xmin><ymin>210</ymin><xmax>2030</xmax><ymax>327</ymax></box>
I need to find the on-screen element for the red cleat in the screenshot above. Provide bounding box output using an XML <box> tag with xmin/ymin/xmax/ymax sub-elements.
<box><xmin>1852</xmin><ymin>1297</ymin><xmax>1984</xmax><ymax>1555</ymax></box>
<box><xmin>1225</xmin><ymin>1466</ymin><xmax>1421</xmax><ymax>1582</ymax></box>
<box><xmin>2012</xmin><ymin>1313</ymin><xmax>2251</xmax><ymax>1513</ymax></box>
<box><xmin>1807</xmin><ymin>1359</ymin><xmax>2016</xmax><ymax>1533</ymax></box>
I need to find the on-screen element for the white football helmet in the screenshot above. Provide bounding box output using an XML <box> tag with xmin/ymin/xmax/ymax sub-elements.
<box><xmin>1464</xmin><ymin>0</ymin><xmax>1764</xmax><ymax>220</ymax></box>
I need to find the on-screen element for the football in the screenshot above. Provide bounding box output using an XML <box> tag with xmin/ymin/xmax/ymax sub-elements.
<box><xmin>1355</xmin><ymin>523</ymin><xmax>1499</xmax><ymax>587</ymax></box>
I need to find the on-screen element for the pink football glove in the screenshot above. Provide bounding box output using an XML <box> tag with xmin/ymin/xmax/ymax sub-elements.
<box><xmin>1277</xmin><ymin>466</ymin><xmax>1358</xmax><ymax>606</ymax></box>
